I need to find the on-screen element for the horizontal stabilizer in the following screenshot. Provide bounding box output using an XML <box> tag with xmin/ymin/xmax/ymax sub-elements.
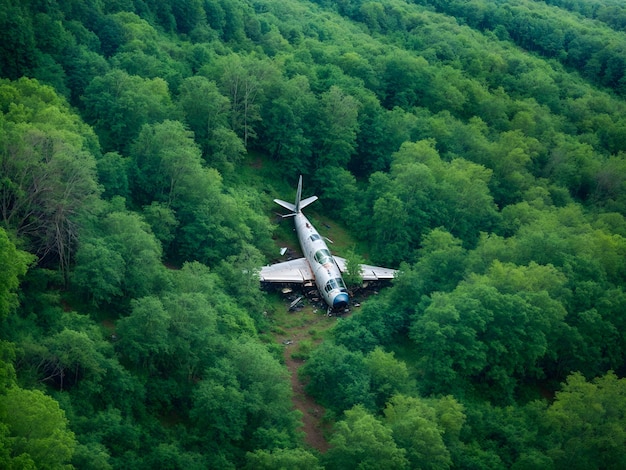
<box><xmin>299</xmin><ymin>195</ymin><xmax>318</xmax><ymax>210</ymax></box>
<box><xmin>274</xmin><ymin>198</ymin><xmax>296</xmax><ymax>212</ymax></box>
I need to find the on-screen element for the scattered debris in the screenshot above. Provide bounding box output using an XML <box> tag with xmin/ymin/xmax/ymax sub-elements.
<box><xmin>289</xmin><ymin>296</ymin><xmax>304</xmax><ymax>311</ymax></box>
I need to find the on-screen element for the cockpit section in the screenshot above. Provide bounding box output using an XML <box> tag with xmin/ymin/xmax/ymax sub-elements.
<box><xmin>324</xmin><ymin>277</ymin><xmax>347</xmax><ymax>293</ymax></box>
<box><xmin>314</xmin><ymin>248</ymin><xmax>332</xmax><ymax>265</ymax></box>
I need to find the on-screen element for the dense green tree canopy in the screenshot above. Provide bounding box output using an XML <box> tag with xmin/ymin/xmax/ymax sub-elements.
<box><xmin>544</xmin><ymin>371</ymin><xmax>626</xmax><ymax>469</ymax></box>
<box><xmin>0</xmin><ymin>387</ymin><xmax>76</xmax><ymax>469</ymax></box>
<box><xmin>324</xmin><ymin>405</ymin><xmax>408</xmax><ymax>470</ymax></box>
<box><xmin>1</xmin><ymin>0</ymin><xmax>626</xmax><ymax>467</ymax></box>
<box><xmin>0</xmin><ymin>78</ymin><xmax>100</xmax><ymax>274</ymax></box>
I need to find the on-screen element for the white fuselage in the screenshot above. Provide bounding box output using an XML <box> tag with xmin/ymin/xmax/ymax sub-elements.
<box><xmin>294</xmin><ymin>212</ymin><xmax>349</xmax><ymax>310</ymax></box>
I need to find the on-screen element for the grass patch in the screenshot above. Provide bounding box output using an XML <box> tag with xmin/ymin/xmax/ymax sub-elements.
<box><xmin>308</xmin><ymin>328</ymin><xmax>322</xmax><ymax>340</ymax></box>
<box><xmin>271</xmin><ymin>326</ymin><xmax>287</xmax><ymax>335</ymax></box>
<box><xmin>291</xmin><ymin>339</ymin><xmax>314</xmax><ymax>360</ymax></box>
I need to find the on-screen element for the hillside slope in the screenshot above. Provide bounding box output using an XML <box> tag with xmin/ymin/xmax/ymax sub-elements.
<box><xmin>1</xmin><ymin>0</ymin><xmax>626</xmax><ymax>468</ymax></box>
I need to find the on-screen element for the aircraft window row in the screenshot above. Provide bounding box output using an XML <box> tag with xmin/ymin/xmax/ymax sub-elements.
<box><xmin>310</xmin><ymin>234</ymin><xmax>321</xmax><ymax>242</ymax></box>
<box><xmin>324</xmin><ymin>278</ymin><xmax>347</xmax><ymax>293</ymax></box>
<box><xmin>314</xmin><ymin>249</ymin><xmax>332</xmax><ymax>265</ymax></box>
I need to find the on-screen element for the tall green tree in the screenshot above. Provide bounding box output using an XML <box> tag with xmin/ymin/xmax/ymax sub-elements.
<box><xmin>130</xmin><ymin>119</ymin><xmax>208</xmax><ymax>207</ymax></box>
<box><xmin>300</xmin><ymin>342</ymin><xmax>374</xmax><ymax>413</ymax></box>
<box><xmin>191</xmin><ymin>340</ymin><xmax>301</xmax><ymax>454</ymax></box>
<box><xmin>38</xmin><ymin>328</ymin><xmax>107</xmax><ymax>391</ymax></box>
<box><xmin>96</xmin><ymin>152</ymin><xmax>130</xmax><ymax>200</ymax></box>
<box><xmin>370</xmin><ymin>193</ymin><xmax>411</xmax><ymax>265</ymax></box>
<box><xmin>260</xmin><ymin>74</ymin><xmax>316</xmax><ymax>178</ymax></box>
<box><xmin>544</xmin><ymin>371</ymin><xmax>626</xmax><ymax>470</ymax></box>
<box><xmin>314</xmin><ymin>85</ymin><xmax>360</xmax><ymax>169</ymax></box>
<box><xmin>384</xmin><ymin>395</ymin><xmax>454</xmax><ymax>470</ymax></box>
<box><xmin>0</xmin><ymin>0</ymin><xmax>36</xmax><ymax>79</ymax></box>
<box><xmin>73</xmin><ymin>207</ymin><xmax>169</xmax><ymax>306</ymax></box>
<box><xmin>341</xmin><ymin>248</ymin><xmax>365</xmax><ymax>290</ymax></box>
<box><xmin>211</xmin><ymin>54</ymin><xmax>279</xmax><ymax>148</ymax></box>
<box><xmin>82</xmin><ymin>69</ymin><xmax>174</xmax><ymax>152</ymax></box>
<box><xmin>128</xmin><ymin>119</ymin><xmax>269</xmax><ymax>264</ymax></box>
<box><xmin>0</xmin><ymin>387</ymin><xmax>76</xmax><ymax>469</ymax></box>
<box><xmin>364</xmin><ymin>348</ymin><xmax>413</xmax><ymax>409</ymax></box>
<box><xmin>324</xmin><ymin>405</ymin><xmax>408</xmax><ymax>470</ymax></box>
<box><xmin>177</xmin><ymin>75</ymin><xmax>230</xmax><ymax>153</ymax></box>
<box><xmin>411</xmin><ymin>262</ymin><xmax>567</xmax><ymax>401</ymax></box>
<box><xmin>0</xmin><ymin>78</ymin><xmax>100</xmax><ymax>276</ymax></box>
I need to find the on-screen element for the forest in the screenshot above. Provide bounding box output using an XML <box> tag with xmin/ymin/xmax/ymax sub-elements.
<box><xmin>1</xmin><ymin>0</ymin><xmax>626</xmax><ymax>468</ymax></box>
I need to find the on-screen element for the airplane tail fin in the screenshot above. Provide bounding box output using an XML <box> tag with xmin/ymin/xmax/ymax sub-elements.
<box><xmin>274</xmin><ymin>175</ymin><xmax>317</xmax><ymax>215</ymax></box>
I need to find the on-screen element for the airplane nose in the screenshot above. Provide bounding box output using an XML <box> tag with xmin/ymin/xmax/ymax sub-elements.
<box><xmin>333</xmin><ymin>292</ymin><xmax>349</xmax><ymax>309</ymax></box>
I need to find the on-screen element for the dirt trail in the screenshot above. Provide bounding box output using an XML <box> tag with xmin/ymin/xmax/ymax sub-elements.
<box><xmin>284</xmin><ymin>340</ymin><xmax>330</xmax><ymax>452</ymax></box>
<box><xmin>272</xmin><ymin>303</ymin><xmax>336</xmax><ymax>452</ymax></box>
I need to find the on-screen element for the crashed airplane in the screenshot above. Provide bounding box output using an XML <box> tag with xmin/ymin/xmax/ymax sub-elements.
<box><xmin>259</xmin><ymin>176</ymin><xmax>397</xmax><ymax>312</ymax></box>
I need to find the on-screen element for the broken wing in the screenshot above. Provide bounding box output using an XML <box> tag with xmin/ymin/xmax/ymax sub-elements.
<box><xmin>259</xmin><ymin>258</ymin><xmax>314</xmax><ymax>283</ymax></box>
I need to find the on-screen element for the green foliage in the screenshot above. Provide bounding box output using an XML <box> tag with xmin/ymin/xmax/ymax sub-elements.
<box><xmin>260</xmin><ymin>74</ymin><xmax>316</xmax><ymax>177</ymax></box>
<box><xmin>403</xmin><ymin>228</ymin><xmax>468</xmax><ymax>296</ymax></box>
<box><xmin>383</xmin><ymin>394</ymin><xmax>455</xmax><ymax>470</ymax></box>
<box><xmin>191</xmin><ymin>339</ymin><xmax>301</xmax><ymax>455</ymax></box>
<box><xmin>0</xmin><ymin>77</ymin><xmax>100</xmax><ymax>273</ymax></box>
<box><xmin>300</xmin><ymin>342</ymin><xmax>374</xmax><ymax>413</ymax></box>
<box><xmin>0</xmin><ymin>387</ymin><xmax>76</xmax><ymax>469</ymax></box>
<box><xmin>341</xmin><ymin>248</ymin><xmax>364</xmax><ymax>289</ymax></box>
<box><xmin>141</xmin><ymin>201</ymin><xmax>178</xmax><ymax>249</ymax></box>
<box><xmin>364</xmin><ymin>348</ymin><xmax>413</xmax><ymax>409</ymax></box>
<box><xmin>72</xmin><ymin>239</ymin><xmax>125</xmax><ymax>305</ymax></box>
<box><xmin>0</xmin><ymin>341</ymin><xmax>16</xmax><ymax>391</ymax></box>
<box><xmin>130</xmin><ymin>119</ymin><xmax>207</xmax><ymax>207</ymax></box>
<box><xmin>177</xmin><ymin>74</ymin><xmax>248</xmax><ymax>176</ymax></box>
<box><xmin>206</xmin><ymin>53</ymin><xmax>280</xmax><ymax>148</ymax></box>
<box><xmin>0</xmin><ymin>1</ymin><xmax>36</xmax><ymax>79</ymax></box>
<box><xmin>419</xmin><ymin>0</ymin><xmax>626</xmax><ymax>96</ymax></box>
<box><xmin>324</xmin><ymin>405</ymin><xmax>408</xmax><ymax>470</ymax></box>
<box><xmin>363</xmin><ymin>139</ymin><xmax>498</xmax><ymax>264</ymax></box>
<box><xmin>456</xmin><ymin>400</ymin><xmax>547</xmax><ymax>469</ymax></box>
<box><xmin>411</xmin><ymin>261</ymin><xmax>567</xmax><ymax>402</ymax></box>
<box><xmin>291</xmin><ymin>339</ymin><xmax>313</xmax><ymax>360</ymax></box>
<box><xmin>115</xmin><ymin>296</ymin><xmax>172</xmax><ymax>373</ymax></box>
<box><xmin>544</xmin><ymin>371</ymin><xmax>626</xmax><ymax>469</ymax></box>
<box><xmin>40</xmin><ymin>328</ymin><xmax>108</xmax><ymax>391</ymax></box>
<box><xmin>73</xmin><ymin>205</ymin><xmax>169</xmax><ymax>306</ymax></box>
<box><xmin>245</xmin><ymin>447</ymin><xmax>322</xmax><ymax>470</ymax></box>
<box><xmin>2</xmin><ymin>0</ymin><xmax>626</xmax><ymax>467</ymax></box>
<box><xmin>332</xmin><ymin>314</ymin><xmax>380</xmax><ymax>353</ymax></box>
<box><xmin>82</xmin><ymin>69</ymin><xmax>174</xmax><ymax>153</ymax></box>
<box><xmin>0</xmin><ymin>228</ymin><xmax>35</xmax><ymax>319</ymax></box>
<box><xmin>178</xmin><ymin>75</ymin><xmax>228</xmax><ymax>148</ymax></box>
<box><xmin>314</xmin><ymin>85</ymin><xmax>360</xmax><ymax>169</ymax></box>
<box><xmin>96</xmin><ymin>152</ymin><xmax>130</xmax><ymax>200</ymax></box>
